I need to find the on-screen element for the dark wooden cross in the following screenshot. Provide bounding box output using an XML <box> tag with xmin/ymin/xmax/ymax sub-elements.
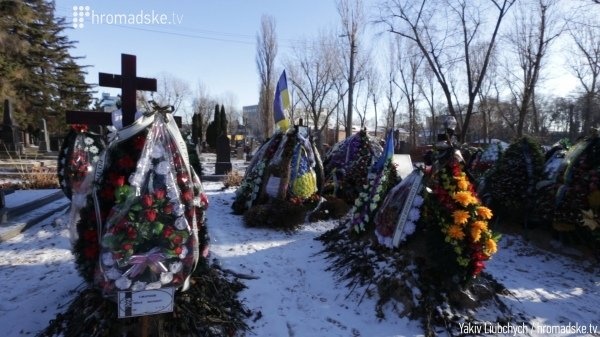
<box><xmin>66</xmin><ymin>53</ymin><xmax>179</xmax><ymax>127</ymax></box>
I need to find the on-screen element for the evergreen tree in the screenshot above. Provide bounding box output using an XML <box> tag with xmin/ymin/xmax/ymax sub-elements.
<box><xmin>205</xmin><ymin>104</ymin><xmax>221</xmax><ymax>148</ymax></box>
<box><xmin>0</xmin><ymin>0</ymin><xmax>91</xmax><ymax>135</ymax></box>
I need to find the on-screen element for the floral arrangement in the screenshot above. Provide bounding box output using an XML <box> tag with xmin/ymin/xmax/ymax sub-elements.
<box><xmin>374</xmin><ymin>169</ymin><xmax>424</xmax><ymax>247</ymax></box>
<box><xmin>348</xmin><ymin>132</ymin><xmax>398</xmax><ymax>234</ymax></box>
<box><xmin>423</xmin><ymin>157</ymin><xmax>499</xmax><ymax>278</ymax></box>
<box><xmin>323</xmin><ymin>130</ymin><xmax>382</xmax><ymax>203</ymax></box>
<box><xmin>232</xmin><ymin>132</ymin><xmax>283</xmax><ymax>214</ymax></box>
<box><xmin>57</xmin><ymin>124</ymin><xmax>105</xmax><ymax>200</ymax></box>
<box><xmin>73</xmin><ymin>114</ymin><xmax>209</xmax><ymax>296</ymax></box>
<box><xmin>553</xmin><ymin>132</ymin><xmax>600</xmax><ymax>240</ymax></box>
<box><xmin>485</xmin><ymin>136</ymin><xmax>545</xmax><ymax>220</ymax></box>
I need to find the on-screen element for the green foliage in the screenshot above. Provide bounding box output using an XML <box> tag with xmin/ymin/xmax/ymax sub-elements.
<box><xmin>0</xmin><ymin>0</ymin><xmax>91</xmax><ymax>135</ymax></box>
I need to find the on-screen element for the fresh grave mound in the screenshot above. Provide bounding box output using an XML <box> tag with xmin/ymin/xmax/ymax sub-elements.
<box><xmin>318</xmin><ymin>139</ymin><xmax>526</xmax><ymax>336</ymax></box>
<box><xmin>483</xmin><ymin>136</ymin><xmax>545</xmax><ymax>223</ymax></box>
<box><xmin>232</xmin><ymin>126</ymin><xmax>324</xmax><ymax>229</ymax></box>
<box><xmin>322</xmin><ymin>129</ymin><xmax>382</xmax><ymax>204</ymax></box>
<box><xmin>43</xmin><ymin>111</ymin><xmax>248</xmax><ymax>336</ymax></box>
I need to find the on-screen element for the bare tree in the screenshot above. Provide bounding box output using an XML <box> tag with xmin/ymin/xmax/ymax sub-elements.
<box><xmin>138</xmin><ymin>72</ymin><xmax>191</xmax><ymax>117</ymax></box>
<box><xmin>378</xmin><ymin>0</ymin><xmax>516</xmax><ymax>142</ymax></box>
<box><xmin>383</xmin><ymin>37</ymin><xmax>403</xmax><ymax>131</ymax></box>
<box><xmin>287</xmin><ymin>32</ymin><xmax>347</xmax><ymax>151</ymax></box>
<box><xmin>256</xmin><ymin>15</ymin><xmax>278</xmax><ymax>139</ymax></box>
<box><xmin>504</xmin><ymin>0</ymin><xmax>563</xmax><ymax>137</ymax></box>
<box><xmin>191</xmin><ymin>81</ymin><xmax>217</xmax><ymax>142</ymax></box>
<box><xmin>394</xmin><ymin>38</ymin><xmax>424</xmax><ymax>148</ymax></box>
<box><xmin>338</xmin><ymin>0</ymin><xmax>366</xmax><ymax>137</ymax></box>
<box><xmin>220</xmin><ymin>91</ymin><xmax>241</xmax><ymax>138</ymax></box>
<box><xmin>568</xmin><ymin>16</ymin><xmax>600</xmax><ymax>133</ymax></box>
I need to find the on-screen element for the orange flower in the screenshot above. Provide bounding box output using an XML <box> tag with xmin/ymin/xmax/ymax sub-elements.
<box><xmin>485</xmin><ymin>238</ymin><xmax>498</xmax><ymax>255</ymax></box>
<box><xmin>471</xmin><ymin>220</ymin><xmax>488</xmax><ymax>231</ymax></box>
<box><xmin>453</xmin><ymin>210</ymin><xmax>470</xmax><ymax>225</ymax></box>
<box><xmin>456</xmin><ymin>178</ymin><xmax>469</xmax><ymax>191</ymax></box>
<box><xmin>453</xmin><ymin>191</ymin><xmax>475</xmax><ymax>207</ymax></box>
<box><xmin>471</xmin><ymin>227</ymin><xmax>482</xmax><ymax>241</ymax></box>
<box><xmin>447</xmin><ymin>225</ymin><xmax>465</xmax><ymax>240</ymax></box>
<box><xmin>476</xmin><ymin>206</ymin><xmax>493</xmax><ymax>220</ymax></box>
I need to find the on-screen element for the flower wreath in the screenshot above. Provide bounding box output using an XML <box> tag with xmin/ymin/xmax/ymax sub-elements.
<box><xmin>423</xmin><ymin>157</ymin><xmax>499</xmax><ymax>279</ymax></box>
<box><xmin>73</xmin><ymin>113</ymin><xmax>209</xmax><ymax>295</ymax></box>
<box><xmin>57</xmin><ymin>124</ymin><xmax>105</xmax><ymax>199</ymax></box>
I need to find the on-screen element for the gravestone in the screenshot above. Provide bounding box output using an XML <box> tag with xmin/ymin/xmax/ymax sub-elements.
<box><xmin>392</xmin><ymin>154</ymin><xmax>413</xmax><ymax>179</ymax></box>
<box><xmin>1</xmin><ymin>99</ymin><xmax>21</xmax><ymax>154</ymax></box>
<box><xmin>215</xmin><ymin>134</ymin><xmax>232</xmax><ymax>175</ymax></box>
<box><xmin>39</xmin><ymin>118</ymin><xmax>51</xmax><ymax>152</ymax></box>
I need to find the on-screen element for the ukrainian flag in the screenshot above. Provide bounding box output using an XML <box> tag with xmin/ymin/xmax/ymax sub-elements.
<box><xmin>273</xmin><ymin>70</ymin><xmax>291</xmax><ymax>131</ymax></box>
<box><xmin>373</xmin><ymin>130</ymin><xmax>395</xmax><ymax>173</ymax></box>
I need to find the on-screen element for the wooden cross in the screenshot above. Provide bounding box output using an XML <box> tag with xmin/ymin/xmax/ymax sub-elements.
<box><xmin>66</xmin><ymin>53</ymin><xmax>179</xmax><ymax>127</ymax></box>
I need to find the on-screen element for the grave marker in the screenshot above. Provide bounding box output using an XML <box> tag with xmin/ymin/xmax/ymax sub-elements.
<box><xmin>1</xmin><ymin>99</ymin><xmax>21</xmax><ymax>154</ymax></box>
<box><xmin>215</xmin><ymin>133</ymin><xmax>232</xmax><ymax>175</ymax></box>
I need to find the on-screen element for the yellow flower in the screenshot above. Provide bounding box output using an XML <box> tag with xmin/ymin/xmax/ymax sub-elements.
<box><xmin>485</xmin><ymin>238</ymin><xmax>498</xmax><ymax>255</ymax></box>
<box><xmin>476</xmin><ymin>206</ymin><xmax>493</xmax><ymax>220</ymax></box>
<box><xmin>471</xmin><ymin>227</ymin><xmax>482</xmax><ymax>241</ymax></box>
<box><xmin>456</xmin><ymin>178</ymin><xmax>469</xmax><ymax>191</ymax></box>
<box><xmin>471</xmin><ymin>220</ymin><xmax>488</xmax><ymax>232</ymax></box>
<box><xmin>447</xmin><ymin>225</ymin><xmax>465</xmax><ymax>240</ymax></box>
<box><xmin>453</xmin><ymin>210</ymin><xmax>470</xmax><ymax>225</ymax></box>
<box><xmin>453</xmin><ymin>191</ymin><xmax>475</xmax><ymax>207</ymax></box>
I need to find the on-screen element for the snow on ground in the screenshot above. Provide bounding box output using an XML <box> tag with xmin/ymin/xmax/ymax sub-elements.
<box><xmin>0</xmin><ymin>180</ymin><xmax>599</xmax><ymax>337</ymax></box>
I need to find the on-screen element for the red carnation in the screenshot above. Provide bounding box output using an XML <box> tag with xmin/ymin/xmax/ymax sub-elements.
<box><xmin>145</xmin><ymin>209</ymin><xmax>158</xmax><ymax>222</ymax></box>
<box><xmin>141</xmin><ymin>194</ymin><xmax>153</xmax><ymax>208</ymax></box>
<box><xmin>154</xmin><ymin>188</ymin><xmax>166</xmax><ymax>200</ymax></box>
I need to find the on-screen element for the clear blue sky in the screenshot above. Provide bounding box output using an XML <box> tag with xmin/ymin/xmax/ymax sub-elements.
<box><xmin>54</xmin><ymin>0</ymin><xmax>340</xmax><ymax>114</ymax></box>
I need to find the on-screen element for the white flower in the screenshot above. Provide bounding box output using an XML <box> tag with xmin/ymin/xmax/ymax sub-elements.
<box><xmin>115</xmin><ymin>276</ymin><xmax>132</xmax><ymax>290</ymax></box>
<box><xmin>145</xmin><ymin>281</ymin><xmax>162</xmax><ymax>290</ymax></box>
<box><xmin>160</xmin><ymin>272</ymin><xmax>173</xmax><ymax>284</ymax></box>
<box><xmin>84</xmin><ymin>137</ymin><xmax>94</xmax><ymax>145</ymax></box>
<box><xmin>404</xmin><ymin>221</ymin><xmax>416</xmax><ymax>235</ymax></box>
<box><xmin>179</xmin><ymin>245</ymin><xmax>188</xmax><ymax>259</ymax></box>
<box><xmin>92</xmin><ymin>156</ymin><xmax>99</xmax><ymax>163</ymax></box>
<box><xmin>131</xmin><ymin>281</ymin><xmax>147</xmax><ymax>291</ymax></box>
<box><xmin>174</xmin><ymin>216</ymin><xmax>188</xmax><ymax>230</ymax></box>
<box><xmin>370</xmin><ymin>202</ymin><xmax>377</xmax><ymax>211</ymax></box>
<box><xmin>89</xmin><ymin>145</ymin><xmax>99</xmax><ymax>154</ymax></box>
<box><xmin>373</xmin><ymin>194</ymin><xmax>381</xmax><ymax>202</ymax></box>
<box><xmin>413</xmin><ymin>195</ymin><xmax>424</xmax><ymax>207</ymax></box>
<box><xmin>408</xmin><ymin>208</ymin><xmax>421</xmax><ymax>222</ymax></box>
<box><xmin>101</xmin><ymin>252</ymin><xmax>115</xmax><ymax>266</ymax></box>
<box><xmin>105</xmin><ymin>267</ymin><xmax>122</xmax><ymax>280</ymax></box>
<box><xmin>170</xmin><ymin>261</ymin><xmax>183</xmax><ymax>273</ymax></box>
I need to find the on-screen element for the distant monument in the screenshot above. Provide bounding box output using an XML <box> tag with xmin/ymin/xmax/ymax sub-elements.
<box><xmin>0</xmin><ymin>99</ymin><xmax>22</xmax><ymax>154</ymax></box>
<box><xmin>215</xmin><ymin>134</ymin><xmax>232</xmax><ymax>175</ymax></box>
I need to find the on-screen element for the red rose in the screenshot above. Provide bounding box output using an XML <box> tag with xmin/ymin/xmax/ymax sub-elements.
<box><xmin>141</xmin><ymin>194</ymin><xmax>153</xmax><ymax>208</ymax></box>
<box><xmin>114</xmin><ymin>175</ymin><xmax>126</xmax><ymax>187</ymax></box>
<box><xmin>472</xmin><ymin>260</ymin><xmax>485</xmax><ymax>276</ymax></box>
<box><xmin>200</xmin><ymin>193</ymin><xmax>209</xmax><ymax>207</ymax></box>
<box><xmin>145</xmin><ymin>209</ymin><xmax>158</xmax><ymax>222</ymax></box>
<box><xmin>154</xmin><ymin>188</ymin><xmax>166</xmax><ymax>200</ymax></box>
<box><xmin>163</xmin><ymin>226</ymin><xmax>174</xmax><ymax>238</ymax></box>
<box><xmin>127</xmin><ymin>227</ymin><xmax>137</xmax><ymax>239</ymax></box>
<box><xmin>174</xmin><ymin>246</ymin><xmax>183</xmax><ymax>255</ymax></box>
<box><xmin>172</xmin><ymin>235</ymin><xmax>183</xmax><ymax>245</ymax></box>
<box><xmin>182</xmin><ymin>190</ymin><xmax>194</xmax><ymax>203</ymax></box>
<box><xmin>122</xmin><ymin>243</ymin><xmax>133</xmax><ymax>251</ymax></box>
<box><xmin>163</xmin><ymin>203</ymin><xmax>174</xmax><ymax>214</ymax></box>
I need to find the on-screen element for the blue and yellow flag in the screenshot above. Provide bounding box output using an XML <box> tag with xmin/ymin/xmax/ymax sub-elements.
<box><xmin>373</xmin><ymin>130</ymin><xmax>395</xmax><ymax>173</ymax></box>
<box><xmin>273</xmin><ymin>70</ymin><xmax>291</xmax><ymax>131</ymax></box>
